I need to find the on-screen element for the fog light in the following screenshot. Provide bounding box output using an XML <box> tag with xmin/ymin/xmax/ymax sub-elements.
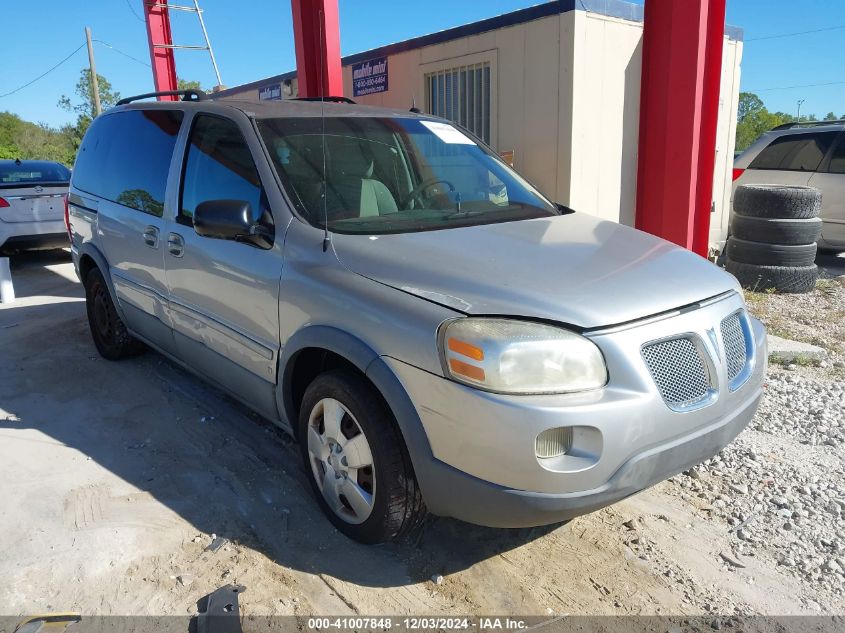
<box><xmin>535</xmin><ymin>427</ymin><xmax>573</xmax><ymax>459</ymax></box>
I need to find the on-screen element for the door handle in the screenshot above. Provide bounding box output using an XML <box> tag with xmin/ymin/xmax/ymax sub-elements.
<box><xmin>167</xmin><ymin>232</ymin><xmax>185</xmax><ymax>257</ymax></box>
<box><xmin>142</xmin><ymin>226</ymin><xmax>159</xmax><ymax>248</ymax></box>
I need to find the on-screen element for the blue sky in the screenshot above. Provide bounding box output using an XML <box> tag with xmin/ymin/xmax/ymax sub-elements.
<box><xmin>2</xmin><ymin>0</ymin><xmax>844</xmax><ymax>127</ymax></box>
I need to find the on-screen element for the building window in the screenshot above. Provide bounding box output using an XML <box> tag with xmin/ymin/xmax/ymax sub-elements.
<box><xmin>425</xmin><ymin>62</ymin><xmax>491</xmax><ymax>144</ymax></box>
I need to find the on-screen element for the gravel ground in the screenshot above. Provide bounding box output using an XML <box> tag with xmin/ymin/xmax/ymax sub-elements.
<box><xmin>662</xmin><ymin>275</ymin><xmax>845</xmax><ymax>613</ymax></box>
<box><xmin>744</xmin><ymin>275</ymin><xmax>845</xmax><ymax>374</ymax></box>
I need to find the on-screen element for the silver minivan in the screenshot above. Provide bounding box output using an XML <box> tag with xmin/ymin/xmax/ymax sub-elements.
<box><xmin>68</xmin><ymin>93</ymin><xmax>766</xmax><ymax>543</ymax></box>
<box><xmin>733</xmin><ymin>121</ymin><xmax>845</xmax><ymax>251</ymax></box>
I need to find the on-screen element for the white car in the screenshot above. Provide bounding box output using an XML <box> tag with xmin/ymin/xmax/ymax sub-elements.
<box><xmin>0</xmin><ymin>159</ymin><xmax>70</xmax><ymax>254</ymax></box>
<box><xmin>733</xmin><ymin>121</ymin><xmax>845</xmax><ymax>252</ymax></box>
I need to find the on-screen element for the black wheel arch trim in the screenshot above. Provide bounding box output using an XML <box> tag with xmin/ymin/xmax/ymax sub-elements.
<box><xmin>75</xmin><ymin>242</ymin><xmax>126</xmax><ymax>322</ymax></box>
<box><xmin>275</xmin><ymin>325</ymin><xmax>438</xmax><ymax>502</ymax></box>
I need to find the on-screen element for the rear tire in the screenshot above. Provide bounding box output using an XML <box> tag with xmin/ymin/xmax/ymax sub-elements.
<box><xmin>725</xmin><ymin>258</ymin><xmax>818</xmax><ymax>293</ymax></box>
<box><xmin>730</xmin><ymin>215</ymin><xmax>822</xmax><ymax>245</ymax></box>
<box><xmin>733</xmin><ymin>184</ymin><xmax>821</xmax><ymax>220</ymax></box>
<box><xmin>84</xmin><ymin>267</ymin><xmax>146</xmax><ymax>360</ymax></box>
<box><xmin>298</xmin><ymin>369</ymin><xmax>426</xmax><ymax>543</ymax></box>
<box><xmin>725</xmin><ymin>237</ymin><xmax>817</xmax><ymax>267</ymax></box>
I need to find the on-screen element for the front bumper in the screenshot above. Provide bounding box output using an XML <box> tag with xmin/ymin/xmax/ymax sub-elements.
<box><xmin>387</xmin><ymin>291</ymin><xmax>767</xmax><ymax>527</ymax></box>
<box><xmin>413</xmin><ymin>388</ymin><xmax>760</xmax><ymax>527</ymax></box>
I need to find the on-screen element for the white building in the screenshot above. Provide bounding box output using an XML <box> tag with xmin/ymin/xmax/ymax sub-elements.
<box><xmin>216</xmin><ymin>0</ymin><xmax>743</xmax><ymax>249</ymax></box>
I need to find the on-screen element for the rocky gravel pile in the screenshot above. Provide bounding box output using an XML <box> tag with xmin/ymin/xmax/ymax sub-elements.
<box><xmin>665</xmin><ymin>278</ymin><xmax>845</xmax><ymax>613</ymax></box>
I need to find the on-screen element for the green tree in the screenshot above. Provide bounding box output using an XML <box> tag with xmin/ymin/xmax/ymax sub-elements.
<box><xmin>59</xmin><ymin>68</ymin><xmax>121</xmax><ymax>120</ymax></box>
<box><xmin>0</xmin><ymin>111</ymin><xmax>77</xmax><ymax>165</ymax></box>
<box><xmin>58</xmin><ymin>68</ymin><xmax>121</xmax><ymax>151</ymax></box>
<box><xmin>735</xmin><ymin>92</ymin><xmax>795</xmax><ymax>151</ymax></box>
<box><xmin>737</xmin><ymin>92</ymin><xmax>765</xmax><ymax>124</ymax></box>
<box><xmin>824</xmin><ymin>112</ymin><xmax>838</xmax><ymax>121</ymax></box>
<box><xmin>177</xmin><ymin>78</ymin><xmax>204</xmax><ymax>92</ymax></box>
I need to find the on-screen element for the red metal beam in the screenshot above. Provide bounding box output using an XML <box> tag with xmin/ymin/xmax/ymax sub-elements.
<box><xmin>634</xmin><ymin>0</ymin><xmax>726</xmax><ymax>257</ymax></box>
<box><xmin>144</xmin><ymin>1</ymin><xmax>179</xmax><ymax>100</ymax></box>
<box><xmin>291</xmin><ymin>0</ymin><xmax>343</xmax><ymax>98</ymax></box>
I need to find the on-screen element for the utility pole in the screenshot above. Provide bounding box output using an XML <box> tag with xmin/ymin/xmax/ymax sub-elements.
<box><xmin>796</xmin><ymin>98</ymin><xmax>805</xmax><ymax>123</ymax></box>
<box><xmin>85</xmin><ymin>27</ymin><xmax>102</xmax><ymax>116</ymax></box>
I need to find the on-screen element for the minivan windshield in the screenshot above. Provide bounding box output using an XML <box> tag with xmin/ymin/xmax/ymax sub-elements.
<box><xmin>258</xmin><ymin>117</ymin><xmax>558</xmax><ymax>234</ymax></box>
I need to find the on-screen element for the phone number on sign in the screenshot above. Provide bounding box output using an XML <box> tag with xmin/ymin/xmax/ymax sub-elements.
<box><xmin>307</xmin><ymin>617</ymin><xmax>472</xmax><ymax>630</ymax></box>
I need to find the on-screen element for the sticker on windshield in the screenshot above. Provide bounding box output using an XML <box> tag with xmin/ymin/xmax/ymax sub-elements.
<box><xmin>420</xmin><ymin>120</ymin><xmax>475</xmax><ymax>145</ymax></box>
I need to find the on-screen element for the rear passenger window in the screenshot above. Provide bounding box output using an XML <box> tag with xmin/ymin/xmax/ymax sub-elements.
<box><xmin>72</xmin><ymin>110</ymin><xmax>183</xmax><ymax>216</ymax></box>
<box><xmin>748</xmin><ymin>131</ymin><xmax>838</xmax><ymax>172</ymax></box>
<box><xmin>179</xmin><ymin>115</ymin><xmax>264</xmax><ymax>227</ymax></box>
<box><xmin>827</xmin><ymin>138</ymin><xmax>845</xmax><ymax>174</ymax></box>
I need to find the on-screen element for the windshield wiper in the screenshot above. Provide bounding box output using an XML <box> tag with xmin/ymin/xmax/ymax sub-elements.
<box><xmin>444</xmin><ymin>209</ymin><xmax>484</xmax><ymax>220</ymax></box>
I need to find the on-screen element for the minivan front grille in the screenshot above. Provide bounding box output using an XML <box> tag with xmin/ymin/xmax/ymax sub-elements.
<box><xmin>721</xmin><ymin>313</ymin><xmax>748</xmax><ymax>382</ymax></box>
<box><xmin>641</xmin><ymin>337</ymin><xmax>711</xmax><ymax>410</ymax></box>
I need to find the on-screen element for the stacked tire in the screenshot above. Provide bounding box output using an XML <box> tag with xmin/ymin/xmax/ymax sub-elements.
<box><xmin>726</xmin><ymin>184</ymin><xmax>821</xmax><ymax>293</ymax></box>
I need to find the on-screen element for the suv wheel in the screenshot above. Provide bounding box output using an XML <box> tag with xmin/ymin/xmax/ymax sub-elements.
<box><xmin>84</xmin><ymin>267</ymin><xmax>146</xmax><ymax>360</ymax></box>
<box><xmin>298</xmin><ymin>369</ymin><xmax>425</xmax><ymax>543</ymax></box>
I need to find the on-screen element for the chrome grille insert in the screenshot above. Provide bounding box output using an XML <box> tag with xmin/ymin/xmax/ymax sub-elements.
<box><xmin>641</xmin><ymin>336</ymin><xmax>713</xmax><ymax>411</ymax></box>
<box><xmin>721</xmin><ymin>310</ymin><xmax>754</xmax><ymax>390</ymax></box>
<box><xmin>721</xmin><ymin>313</ymin><xmax>747</xmax><ymax>380</ymax></box>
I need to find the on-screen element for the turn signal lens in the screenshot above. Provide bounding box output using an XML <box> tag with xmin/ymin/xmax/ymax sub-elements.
<box><xmin>440</xmin><ymin>318</ymin><xmax>607</xmax><ymax>394</ymax></box>
<box><xmin>447</xmin><ymin>337</ymin><xmax>484</xmax><ymax>361</ymax></box>
<box><xmin>448</xmin><ymin>358</ymin><xmax>486</xmax><ymax>382</ymax></box>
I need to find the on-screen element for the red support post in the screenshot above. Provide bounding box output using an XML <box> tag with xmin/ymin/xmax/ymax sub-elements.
<box><xmin>144</xmin><ymin>1</ymin><xmax>179</xmax><ymax>100</ymax></box>
<box><xmin>290</xmin><ymin>0</ymin><xmax>343</xmax><ymax>98</ymax></box>
<box><xmin>634</xmin><ymin>0</ymin><xmax>726</xmax><ymax>257</ymax></box>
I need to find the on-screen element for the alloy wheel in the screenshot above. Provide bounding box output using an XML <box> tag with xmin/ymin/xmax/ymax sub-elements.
<box><xmin>306</xmin><ymin>397</ymin><xmax>376</xmax><ymax>524</ymax></box>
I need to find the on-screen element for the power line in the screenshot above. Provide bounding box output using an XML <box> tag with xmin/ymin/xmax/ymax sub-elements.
<box><xmin>123</xmin><ymin>0</ymin><xmax>145</xmax><ymax>22</ymax></box>
<box><xmin>0</xmin><ymin>43</ymin><xmax>86</xmax><ymax>99</ymax></box>
<box><xmin>95</xmin><ymin>39</ymin><xmax>151</xmax><ymax>67</ymax></box>
<box><xmin>751</xmin><ymin>79</ymin><xmax>845</xmax><ymax>92</ymax></box>
<box><xmin>746</xmin><ymin>24</ymin><xmax>845</xmax><ymax>42</ymax></box>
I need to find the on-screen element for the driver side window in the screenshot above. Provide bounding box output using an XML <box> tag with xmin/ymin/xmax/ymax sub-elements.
<box><xmin>180</xmin><ymin>115</ymin><xmax>266</xmax><ymax>227</ymax></box>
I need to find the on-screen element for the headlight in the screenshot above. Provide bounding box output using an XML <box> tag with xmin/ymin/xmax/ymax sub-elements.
<box><xmin>439</xmin><ymin>318</ymin><xmax>607</xmax><ymax>394</ymax></box>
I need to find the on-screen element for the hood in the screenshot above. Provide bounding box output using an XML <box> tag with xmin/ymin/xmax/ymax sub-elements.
<box><xmin>331</xmin><ymin>214</ymin><xmax>739</xmax><ymax>328</ymax></box>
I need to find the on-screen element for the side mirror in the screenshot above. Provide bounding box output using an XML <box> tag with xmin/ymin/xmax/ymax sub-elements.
<box><xmin>193</xmin><ymin>199</ymin><xmax>253</xmax><ymax>239</ymax></box>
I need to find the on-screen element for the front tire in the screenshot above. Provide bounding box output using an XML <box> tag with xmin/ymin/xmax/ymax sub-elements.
<box><xmin>298</xmin><ymin>369</ymin><xmax>425</xmax><ymax>543</ymax></box>
<box><xmin>84</xmin><ymin>267</ymin><xmax>146</xmax><ymax>360</ymax></box>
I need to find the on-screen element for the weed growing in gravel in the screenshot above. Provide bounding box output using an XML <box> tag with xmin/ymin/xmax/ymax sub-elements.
<box><xmin>769</xmin><ymin>354</ymin><xmax>820</xmax><ymax>367</ymax></box>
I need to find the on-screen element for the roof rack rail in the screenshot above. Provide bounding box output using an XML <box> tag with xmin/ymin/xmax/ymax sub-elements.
<box><xmin>291</xmin><ymin>96</ymin><xmax>356</xmax><ymax>104</ymax></box>
<box><xmin>771</xmin><ymin>119</ymin><xmax>845</xmax><ymax>131</ymax></box>
<box><xmin>116</xmin><ymin>89</ymin><xmax>208</xmax><ymax>106</ymax></box>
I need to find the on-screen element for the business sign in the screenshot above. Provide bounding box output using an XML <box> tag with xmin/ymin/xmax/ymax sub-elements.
<box><xmin>258</xmin><ymin>84</ymin><xmax>282</xmax><ymax>101</ymax></box>
<box><xmin>352</xmin><ymin>57</ymin><xmax>388</xmax><ymax>97</ymax></box>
